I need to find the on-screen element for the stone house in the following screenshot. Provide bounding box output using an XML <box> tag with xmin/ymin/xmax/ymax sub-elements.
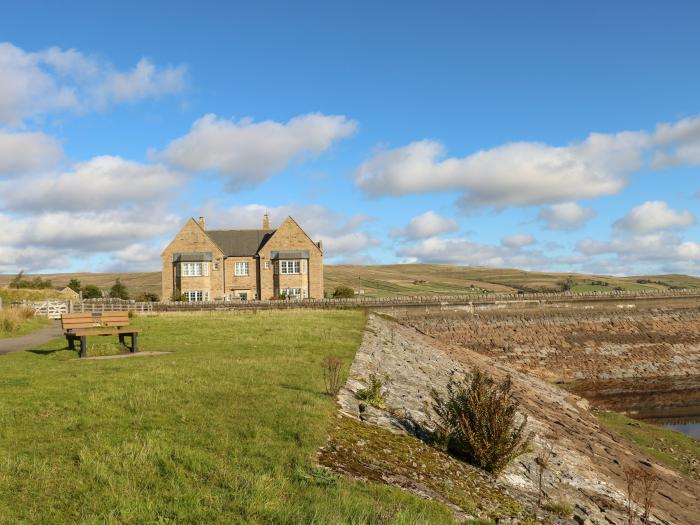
<box><xmin>161</xmin><ymin>214</ymin><xmax>323</xmax><ymax>301</ymax></box>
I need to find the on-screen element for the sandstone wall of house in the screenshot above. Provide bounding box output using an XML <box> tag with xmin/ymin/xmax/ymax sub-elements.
<box><xmin>161</xmin><ymin>219</ymin><xmax>223</xmax><ymax>300</ymax></box>
<box><xmin>224</xmin><ymin>256</ymin><xmax>258</xmax><ymax>299</ymax></box>
<box><xmin>257</xmin><ymin>218</ymin><xmax>323</xmax><ymax>299</ymax></box>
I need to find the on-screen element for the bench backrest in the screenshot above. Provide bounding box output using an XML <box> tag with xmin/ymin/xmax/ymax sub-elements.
<box><xmin>61</xmin><ymin>312</ymin><xmax>130</xmax><ymax>331</ymax></box>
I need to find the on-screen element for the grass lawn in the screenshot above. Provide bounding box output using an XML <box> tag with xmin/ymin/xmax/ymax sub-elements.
<box><xmin>0</xmin><ymin>310</ymin><xmax>456</xmax><ymax>524</ymax></box>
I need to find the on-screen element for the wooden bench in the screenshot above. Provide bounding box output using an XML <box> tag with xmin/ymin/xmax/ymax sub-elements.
<box><xmin>61</xmin><ymin>312</ymin><xmax>142</xmax><ymax>358</ymax></box>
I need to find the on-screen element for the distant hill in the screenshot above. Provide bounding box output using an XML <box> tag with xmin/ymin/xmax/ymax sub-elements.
<box><xmin>1</xmin><ymin>265</ymin><xmax>698</xmax><ymax>300</ymax></box>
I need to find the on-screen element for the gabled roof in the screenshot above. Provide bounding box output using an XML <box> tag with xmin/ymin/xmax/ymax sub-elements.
<box><xmin>206</xmin><ymin>229</ymin><xmax>276</xmax><ymax>257</ymax></box>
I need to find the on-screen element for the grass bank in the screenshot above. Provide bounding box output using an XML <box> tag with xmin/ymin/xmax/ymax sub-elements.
<box><xmin>595</xmin><ymin>409</ymin><xmax>700</xmax><ymax>480</ymax></box>
<box><xmin>0</xmin><ymin>308</ymin><xmax>51</xmax><ymax>339</ymax></box>
<box><xmin>0</xmin><ymin>310</ymin><xmax>456</xmax><ymax>524</ymax></box>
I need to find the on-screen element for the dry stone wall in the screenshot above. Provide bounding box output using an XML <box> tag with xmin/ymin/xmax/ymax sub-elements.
<box><xmin>404</xmin><ymin>308</ymin><xmax>700</xmax><ymax>381</ymax></box>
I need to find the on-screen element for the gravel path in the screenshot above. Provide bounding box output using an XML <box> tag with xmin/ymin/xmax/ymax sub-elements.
<box><xmin>0</xmin><ymin>322</ymin><xmax>63</xmax><ymax>355</ymax></box>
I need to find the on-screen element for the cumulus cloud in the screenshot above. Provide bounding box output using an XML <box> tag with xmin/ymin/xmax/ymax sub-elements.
<box><xmin>391</xmin><ymin>210</ymin><xmax>459</xmax><ymax>240</ymax></box>
<box><xmin>537</xmin><ymin>202</ymin><xmax>595</xmax><ymax>231</ymax></box>
<box><xmin>575</xmin><ymin>232</ymin><xmax>700</xmax><ymax>274</ymax></box>
<box><xmin>613</xmin><ymin>200</ymin><xmax>696</xmax><ymax>234</ymax></box>
<box><xmin>398</xmin><ymin>235</ymin><xmax>547</xmax><ymax>270</ymax></box>
<box><xmin>356</xmin><ymin>114</ymin><xmax>700</xmax><ymax>209</ymax></box>
<box><xmin>0</xmin><ymin>208</ymin><xmax>181</xmax><ymax>274</ymax></box>
<box><xmin>0</xmin><ymin>130</ymin><xmax>63</xmax><ymax>176</ymax></box>
<box><xmin>0</xmin><ymin>41</ymin><xmax>186</xmax><ymax>124</ymax></box>
<box><xmin>3</xmin><ymin>156</ymin><xmax>185</xmax><ymax>211</ymax></box>
<box><xmin>109</xmin><ymin>243</ymin><xmax>166</xmax><ymax>272</ymax></box>
<box><xmin>501</xmin><ymin>233</ymin><xmax>536</xmax><ymax>248</ymax></box>
<box><xmin>161</xmin><ymin>113</ymin><xmax>357</xmax><ymax>190</ymax></box>
<box><xmin>652</xmin><ymin>115</ymin><xmax>700</xmax><ymax>167</ymax></box>
<box><xmin>355</xmin><ymin>131</ymin><xmax>648</xmax><ymax>208</ymax></box>
<box><xmin>199</xmin><ymin>202</ymin><xmax>377</xmax><ymax>259</ymax></box>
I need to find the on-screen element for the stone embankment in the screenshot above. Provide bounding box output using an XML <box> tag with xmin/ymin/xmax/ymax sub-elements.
<box><xmin>324</xmin><ymin>314</ymin><xmax>700</xmax><ymax>524</ymax></box>
<box><xmin>403</xmin><ymin>307</ymin><xmax>700</xmax><ymax>381</ymax></box>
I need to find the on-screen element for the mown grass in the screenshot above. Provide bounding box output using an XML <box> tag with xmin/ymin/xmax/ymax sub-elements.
<box><xmin>595</xmin><ymin>409</ymin><xmax>700</xmax><ymax>479</ymax></box>
<box><xmin>0</xmin><ymin>310</ymin><xmax>457</xmax><ymax>524</ymax></box>
<box><xmin>0</xmin><ymin>308</ymin><xmax>51</xmax><ymax>339</ymax></box>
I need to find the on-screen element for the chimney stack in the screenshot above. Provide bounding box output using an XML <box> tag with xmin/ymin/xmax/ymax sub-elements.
<box><xmin>262</xmin><ymin>212</ymin><xmax>271</xmax><ymax>230</ymax></box>
<box><xmin>198</xmin><ymin>216</ymin><xmax>206</xmax><ymax>230</ymax></box>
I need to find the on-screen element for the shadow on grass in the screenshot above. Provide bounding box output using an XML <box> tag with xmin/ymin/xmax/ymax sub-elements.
<box><xmin>27</xmin><ymin>347</ymin><xmax>74</xmax><ymax>356</ymax></box>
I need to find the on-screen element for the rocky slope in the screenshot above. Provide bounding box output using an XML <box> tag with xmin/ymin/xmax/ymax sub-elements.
<box><xmin>404</xmin><ymin>308</ymin><xmax>700</xmax><ymax>381</ymax></box>
<box><xmin>321</xmin><ymin>314</ymin><xmax>700</xmax><ymax>524</ymax></box>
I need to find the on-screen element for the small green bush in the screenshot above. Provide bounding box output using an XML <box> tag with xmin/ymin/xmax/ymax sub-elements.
<box><xmin>332</xmin><ymin>286</ymin><xmax>355</xmax><ymax>299</ymax></box>
<box><xmin>356</xmin><ymin>373</ymin><xmax>387</xmax><ymax>408</ymax></box>
<box><xmin>109</xmin><ymin>279</ymin><xmax>129</xmax><ymax>300</ymax></box>
<box><xmin>542</xmin><ymin>501</ymin><xmax>573</xmax><ymax>518</ymax></box>
<box><xmin>431</xmin><ymin>369</ymin><xmax>531</xmax><ymax>474</ymax></box>
<box><xmin>82</xmin><ymin>285</ymin><xmax>103</xmax><ymax>299</ymax></box>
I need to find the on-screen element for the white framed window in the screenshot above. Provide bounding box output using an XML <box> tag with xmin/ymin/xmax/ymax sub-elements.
<box><xmin>184</xmin><ymin>290</ymin><xmax>203</xmax><ymax>302</ymax></box>
<box><xmin>182</xmin><ymin>262</ymin><xmax>208</xmax><ymax>277</ymax></box>
<box><xmin>280</xmin><ymin>260</ymin><xmax>301</xmax><ymax>274</ymax></box>
<box><xmin>281</xmin><ymin>288</ymin><xmax>302</xmax><ymax>299</ymax></box>
<box><xmin>264</xmin><ymin>260</ymin><xmax>270</xmax><ymax>270</ymax></box>
<box><xmin>235</xmin><ymin>261</ymin><xmax>249</xmax><ymax>276</ymax></box>
<box><xmin>213</xmin><ymin>260</ymin><xmax>219</xmax><ymax>271</ymax></box>
<box><xmin>303</xmin><ymin>288</ymin><xmax>308</xmax><ymax>298</ymax></box>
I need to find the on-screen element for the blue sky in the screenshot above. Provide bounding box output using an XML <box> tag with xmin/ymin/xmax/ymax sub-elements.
<box><xmin>1</xmin><ymin>1</ymin><xmax>699</xmax><ymax>275</ymax></box>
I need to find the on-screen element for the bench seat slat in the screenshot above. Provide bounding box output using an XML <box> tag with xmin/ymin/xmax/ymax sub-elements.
<box><xmin>63</xmin><ymin>321</ymin><xmax>129</xmax><ymax>329</ymax></box>
<box><xmin>67</xmin><ymin>328</ymin><xmax>143</xmax><ymax>337</ymax></box>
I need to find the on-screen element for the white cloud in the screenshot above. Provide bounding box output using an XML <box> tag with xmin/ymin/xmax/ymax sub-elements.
<box><xmin>537</xmin><ymin>202</ymin><xmax>595</xmax><ymax>231</ymax></box>
<box><xmin>391</xmin><ymin>210</ymin><xmax>458</xmax><ymax>240</ymax></box>
<box><xmin>355</xmin><ymin>114</ymin><xmax>700</xmax><ymax>209</ymax></box>
<box><xmin>652</xmin><ymin>115</ymin><xmax>700</xmax><ymax>167</ymax></box>
<box><xmin>575</xmin><ymin>232</ymin><xmax>700</xmax><ymax>274</ymax></box>
<box><xmin>0</xmin><ymin>41</ymin><xmax>186</xmax><ymax>124</ymax></box>
<box><xmin>613</xmin><ymin>200</ymin><xmax>696</xmax><ymax>234</ymax></box>
<box><xmin>0</xmin><ymin>207</ymin><xmax>181</xmax><ymax>273</ymax></box>
<box><xmin>398</xmin><ymin>236</ymin><xmax>546</xmax><ymax>270</ymax></box>
<box><xmin>501</xmin><ymin>233</ymin><xmax>535</xmax><ymax>248</ymax></box>
<box><xmin>110</xmin><ymin>243</ymin><xmax>165</xmax><ymax>272</ymax></box>
<box><xmin>161</xmin><ymin>113</ymin><xmax>357</xmax><ymax>189</ymax></box>
<box><xmin>0</xmin><ymin>131</ymin><xmax>63</xmax><ymax>176</ymax></box>
<box><xmin>355</xmin><ymin>131</ymin><xmax>648</xmax><ymax>208</ymax></box>
<box><xmin>3</xmin><ymin>156</ymin><xmax>185</xmax><ymax>211</ymax></box>
<box><xmin>199</xmin><ymin>202</ymin><xmax>377</xmax><ymax>259</ymax></box>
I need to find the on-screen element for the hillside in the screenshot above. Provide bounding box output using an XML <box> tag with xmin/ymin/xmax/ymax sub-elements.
<box><xmin>1</xmin><ymin>265</ymin><xmax>699</xmax><ymax>300</ymax></box>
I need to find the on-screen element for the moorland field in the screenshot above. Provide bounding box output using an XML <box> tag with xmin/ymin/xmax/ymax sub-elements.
<box><xmin>1</xmin><ymin>264</ymin><xmax>699</xmax><ymax>300</ymax></box>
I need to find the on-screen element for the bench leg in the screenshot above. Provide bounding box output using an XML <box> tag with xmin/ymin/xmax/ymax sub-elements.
<box><xmin>131</xmin><ymin>333</ymin><xmax>138</xmax><ymax>353</ymax></box>
<box><xmin>66</xmin><ymin>335</ymin><xmax>75</xmax><ymax>351</ymax></box>
<box><xmin>80</xmin><ymin>336</ymin><xmax>87</xmax><ymax>358</ymax></box>
<box><xmin>118</xmin><ymin>333</ymin><xmax>125</xmax><ymax>346</ymax></box>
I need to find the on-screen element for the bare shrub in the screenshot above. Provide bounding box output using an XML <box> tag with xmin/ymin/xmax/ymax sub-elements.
<box><xmin>535</xmin><ymin>440</ymin><xmax>554</xmax><ymax>506</ymax></box>
<box><xmin>623</xmin><ymin>464</ymin><xmax>659</xmax><ymax>524</ymax></box>
<box><xmin>356</xmin><ymin>373</ymin><xmax>387</xmax><ymax>408</ymax></box>
<box><xmin>638</xmin><ymin>467</ymin><xmax>659</xmax><ymax>525</ymax></box>
<box><xmin>623</xmin><ymin>465</ymin><xmax>638</xmax><ymax>525</ymax></box>
<box><xmin>321</xmin><ymin>356</ymin><xmax>344</xmax><ymax>397</ymax></box>
<box><xmin>431</xmin><ymin>369</ymin><xmax>531</xmax><ymax>474</ymax></box>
